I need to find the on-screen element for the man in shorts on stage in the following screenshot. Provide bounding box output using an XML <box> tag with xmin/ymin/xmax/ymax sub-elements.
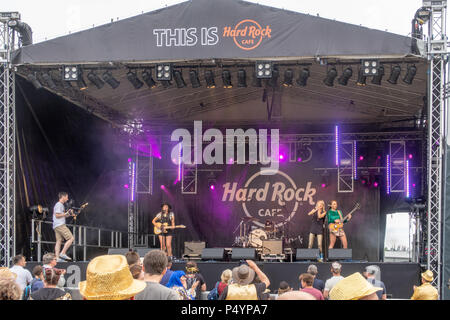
<box><xmin>53</xmin><ymin>192</ymin><xmax>74</xmax><ymax>261</ymax></box>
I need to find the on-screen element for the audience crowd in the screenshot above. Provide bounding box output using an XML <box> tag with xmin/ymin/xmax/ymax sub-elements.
<box><xmin>0</xmin><ymin>251</ymin><xmax>440</xmax><ymax>301</ymax></box>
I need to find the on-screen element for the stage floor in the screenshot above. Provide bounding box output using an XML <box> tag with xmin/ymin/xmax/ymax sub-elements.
<box><xmin>26</xmin><ymin>261</ymin><xmax>420</xmax><ymax>299</ymax></box>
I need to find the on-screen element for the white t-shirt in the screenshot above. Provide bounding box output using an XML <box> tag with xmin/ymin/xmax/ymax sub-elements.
<box><xmin>10</xmin><ymin>265</ymin><xmax>33</xmax><ymax>290</ymax></box>
<box><xmin>324</xmin><ymin>275</ymin><xmax>344</xmax><ymax>292</ymax></box>
<box><xmin>53</xmin><ymin>202</ymin><xmax>66</xmax><ymax>229</ymax></box>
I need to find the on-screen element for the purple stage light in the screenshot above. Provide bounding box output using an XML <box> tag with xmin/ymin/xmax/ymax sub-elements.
<box><xmin>408</xmin><ymin>154</ymin><xmax>413</xmax><ymax>159</ymax></box>
<box><xmin>386</xmin><ymin>155</ymin><xmax>390</xmax><ymax>195</ymax></box>
<box><xmin>210</xmin><ymin>185</ymin><xmax>215</xmax><ymax>190</ymax></box>
<box><xmin>359</xmin><ymin>155</ymin><xmax>364</xmax><ymax>161</ymax></box>
<box><xmin>160</xmin><ymin>184</ymin><xmax>165</xmax><ymax>189</ymax></box>
<box><xmin>279</xmin><ymin>154</ymin><xmax>285</xmax><ymax>160</ymax></box>
<box><xmin>128</xmin><ymin>158</ymin><xmax>132</xmax><ymax>163</ymax></box>
<box><xmin>373</xmin><ymin>181</ymin><xmax>379</xmax><ymax>188</ymax></box>
<box><xmin>124</xmin><ymin>184</ymin><xmax>129</xmax><ymax>189</ymax></box>
<box><xmin>297</xmin><ymin>157</ymin><xmax>303</xmax><ymax>162</ymax></box>
<box><xmin>353</xmin><ymin>141</ymin><xmax>357</xmax><ymax>180</ymax></box>
<box><xmin>406</xmin><ymin>160</ymin><xmax>410</xmax><ymax>198</ymax></box>
<box><xmin>335</xmin><ymin>125</ymin><xmax>339</xmax><ymax>166</ymax></box>
<box><xmin>130</xmin><ymin>162</ymin><xmax>136</xmax><ymax>202</ymax></box>
<box><xmin>321</xmin><ymin>183</ymin><xmax>326</xmax><ymax>188</ymax></box>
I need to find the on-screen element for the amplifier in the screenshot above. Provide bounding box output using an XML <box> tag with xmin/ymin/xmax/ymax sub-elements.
<box><xmin>262</xmin><ymin>240</ymin><xmax>283</xmax><ymax>255</ymax></box>
<box><xmin>295</xmin><ymin>249</ymin><xmax>320</xmax><ymax>260</ymax></box>
<box><xmin>184</xmin><ymin>241</ymin><xmax>206</xmax><ymax>256</ymax></box>
<box><xmin>328</xmin><ymin>249</ymin><xmax>352</xmax><ymax>260</ymax></box>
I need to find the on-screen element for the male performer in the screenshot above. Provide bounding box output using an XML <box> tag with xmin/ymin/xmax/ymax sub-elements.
<box><xmin>327</xmin><ymin>200</ymin><xmax>351</xmax><ymax>249</ymax></box>
<box><xmin>152</xmin><ymin>203</ymin><xmax>175</xmax><ymax>258</ymax></box>
<box><xmin>307</xmin><ymin>200</ymin><xmax>327</xmax><ymax>261</ymax></box>
<box><xmin>53</xmin><ymin>192</ymin><xmax>74</xmax><ymax>261</ymax></box>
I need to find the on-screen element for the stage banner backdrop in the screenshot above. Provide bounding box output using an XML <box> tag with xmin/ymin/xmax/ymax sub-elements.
<box><xmin>12</xmin><ymin>0</ymin><xmax>412</xmax><ymax>65</ymax></box>
<box><xmin>140</xmin><ymin>141</ymin><xmax>381</xmax><ymax>261</ymax></box>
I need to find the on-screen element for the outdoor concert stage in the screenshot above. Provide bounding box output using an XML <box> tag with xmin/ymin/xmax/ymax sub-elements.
<box><xmin>25</xmin><ymin>260</ymin><xmax>421</xmax><ymax>299</ymax></box>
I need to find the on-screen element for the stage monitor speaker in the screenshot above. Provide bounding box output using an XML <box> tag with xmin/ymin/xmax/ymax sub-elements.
<box><xmin>201</xmin><ymin>248</ymin><xmax>226</xmax><ymax>260</ymax></box>
<box><xmin>133</xmin><ymin>248</ymin><xmax>159</xmax><ymax>257</ymax></box>
<box><xmin>295</xmin><ymin>249</ymin><xmax>320</xmax><ymax>260</ymax></box>
<box><xmin>184</xmin><ymin>241</ymin><xmax>206</xmax><ymax>256</ymax></box>
<box><xmin>231</xmin><ymin>248</ymin><xmax>256</xmax><ymax>260</ymax></box>
<box><xmin>262</xmin><ymin>240</ymin><xmax>283</xmax><ymax>255</ymax></box>
<box><xmin>107</xmin><ymin>248</ymin><xmax>131</xmax><ymax>255</ymax></box>
<box><xmin>328</xmin><ymin>249</ymin><xmax>352</xmax><ymax>260</ymax></box>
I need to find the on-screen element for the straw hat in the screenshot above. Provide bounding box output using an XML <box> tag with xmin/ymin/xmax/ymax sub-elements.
<box><xmin>329</xmin><ymin>272</ymin><xmax>383</xmax><ymax>300</ymax></box>
<box><xmin>421</xmin><ymin>270</ymin><xmax>433</xmax><ymax>282</ymax></box>
<box><xmin>79</xmin><ymin>255</ymin><xmax>146</xmax><ymax>300</ymax></box>
<box><xmin>232</xmin><ymin>264</ymin><xmax>255</xmax><ymax>285</ymax></box>
<box><xmin>0</xmin><ymin>267</ymin><xmax>17</xmax><ymax>280</ymax></box>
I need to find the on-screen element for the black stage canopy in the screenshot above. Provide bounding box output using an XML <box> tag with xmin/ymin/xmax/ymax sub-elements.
<box><xmin>13</xmin><ymin>0</ymin><xmax>414</xmax><ymax>65</ymax></box>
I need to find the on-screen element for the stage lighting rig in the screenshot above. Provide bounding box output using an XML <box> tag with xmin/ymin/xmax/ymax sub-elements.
<box><xmin>41</xmin><ymin>72</ymin><xmax>56</xmax><ymax>90</ymax></box>
<box><xmin>173</xmin><ymin>70</ymin><xmax>186</xmax><ymax>88</ymax></box>
<box><xmin>255</xmin><ymin>62</ymin><xmax>273</xmax><ymax>79</ymax></box>
<box><xmin>26</xmin><ymin>73</ymin><xmax>42</xmax><ymax>90</ymax></box>
<box><xmin>63</xmin><ymin>66</ymin><xmax>79</xmax><ymax>81</ymax></box>
<box><xmin>77</xmin><ymin>73</ymin><xmax>88</xmax><ymax>90</ymax></box>
<box><xmin>387</xmin><ymin>65</ymin><xmax>402</xmax><ymax>84</ymax></box>
<box><xmin>222</xmin><ymin>69</ymin><xmax>233</xmax><ymax>88</ymax></box>
<box><xmin>403</xmin><ymin>65</ymin><xmax>417</xmax><ymax>85</ymax></box>
<box><xmin>323</xmin><ymin>67</ymin><xmax>338</xmax><ymax>87</ymax></box>
<box><xmin>126</xmin><ymin>70</ymin><xmax>144</xmax><ymax>89</ymax></box>
<box><xmin>142</xmin><ymin>69</ymin><xmax>157</xmax><ymax>88</ymax></box>
<box><xmin>29</xmin><ymin>205</ymin><xmax>49</xmax><ymax>220</ymax></box>
<box><xmin>282</xmin><ymin>69</ymin><xmax>294</xmax><ymax>87</ymax></box>
<box><xmin>361</xmin><ymin>60</ymin><xmax>380</xmax><ymax>76</ymax></box>
<box><xmin>338</xmin><ymin>67</ymin><xmax>353</xmax><ymax>86</ymax></box>
<box><xmin>189</xmin><ymin>70</ymin><xmax>201</xmax><ymax>88</ymax></box>
<box><xmin>237</xmin><ymin>69</ymin><xmax>247</xmax><ymax>87</ymax></box>
<box><xmin>356</xmin><ymin>68</ymin><xmax>367</xmax><ymax>86</ymax></box>
<box><xmin>205</xmin><ymin>70</ymin><xmax>216</xmax><ymax>88</ymax></box>
<box><xmin>268</xmin><ymin>69</ymin><xmax>279</xmax><ymax>87</ymax></box>
<box><xmin>156</xmin><ymin>64</ymin><xmax>172</xmax><ymax>81</ymax></box>
<box><xmin>371</xmin><ymin>65</ymin><xmax>385</xmax><ymax>85</ymax></box>
<box><xmin>296</xmin><ymin>68</ymin><xmax>310</xmax><ymax>87</ymax></box>
<box><xmin>102</xmin><ymin>71</ymin><xmax>120</xmax><ymax>89</ymax></box>
<box><xmin>87</xmin><ymin>71</ymin><xmax>104</xmax><ymax>89</ymax></box>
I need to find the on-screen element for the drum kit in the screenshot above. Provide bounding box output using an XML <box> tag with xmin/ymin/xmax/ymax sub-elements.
<box><xmin>233</xmin><ymin>216</ymin><xmax>286</xmax><ymax>248</ymax></box>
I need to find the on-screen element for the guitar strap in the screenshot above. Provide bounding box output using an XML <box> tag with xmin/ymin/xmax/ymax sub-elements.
<box><xmin>337</xmin><ymin>210</ymin><xmax>344</xmax><ymax>222</ymax></box>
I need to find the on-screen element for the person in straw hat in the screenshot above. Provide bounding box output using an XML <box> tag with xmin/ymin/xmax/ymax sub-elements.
<box><xmin>0</xmin><ymin>267</ymin><xmax>18</xmax><ymax>281</ymax></box>
<box><xmin>79</xmin><ymin>255</ymin><xmax>146</xmax><ymax>300</ymax></box>
<box><xmin>411</xmin><ymin>270</ymin><xmax>438</xmax><ymax>300</ymax></box>
<box><xmin>329</xmin><ymin>272</ymin><xmax>383</xmax><ymax>300</ymax></box>
<box><xmin>218</xmin><ymin>260</ymin><xmax>270</xmax><ymax>300</ymax></box>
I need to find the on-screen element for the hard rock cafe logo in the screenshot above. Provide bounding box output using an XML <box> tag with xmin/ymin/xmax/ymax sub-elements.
<box><xmin>223</xmin><ymin>19</ymin><xmax>272</xmax><ymax>51</ymax></box>
<box><xmin>221</xmin><ymin>170</ymin><xmax>316</xmax><ymax>228</ymax></box>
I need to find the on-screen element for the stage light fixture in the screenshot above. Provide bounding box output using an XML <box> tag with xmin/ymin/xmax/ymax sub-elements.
<box><xmin>361</xmin><ymin>60</ymin><xmax>379</xmax><ymax>76</ymax></box>
<box><xmin>189</xmin><ymin>70</ymin><xmax>201</xmax><ymax>88</ymax></box>
<box><xmin>63</xmin><ymin>66</ymin><xmax>78</xmax><ymax>81</ymax></box>
<box><xmin>237</xmin><ymin>69</ymin><xmax>247</xmax><ymax>87</ymax></box>
<box><xmin>387</xmin><ymin>65</ymin><xmax>402</xmax><ymax>84</ymax></box>
<box><xmin>403</xmin><ymin>65</ymin><xmax>417</xmax><ymax>85</ymax></box>
<box><xmin>173</xmin><ymin>70</ymin><xmax>186</xmax><ymax>88</ymax></box>
<box><xmin>156</xmin><ymin>64</ymin><xmax>172</xmax><ymax>81</ymax></box>
<box><xmin>142</xmin><ymin>69</ymin><xmax>157</xmax><ymax>88</ymax></box>
<box><xmin>321</xmin><ymin>172</ymin><xmax>330</xmax><ymax>188</ymax></box>
<box><xmin>204</xmin><ymin>70</ymin><xmax>216</xmax><ymax>88</ymax></box>
<box><xmin>126</xmin><ymin>70</ymin><xmax>143</xmax><ymax>89</ymax></box>
<box><xmin>251</xmin><ymin>70</ymin><xmax>262</xmax><ymax>87</ymax></box>
<box><xmin>222</xmin><ymin>70</ymin><xmax>232</xmax><ymax>88</ymax></box>
<box><xmin>41</xmin><ymin>72</ymin><xmax>57</xmax><ymax>90</ymax></box>
<box><xmin>27</xmin><ymin>73</ymin><xmax>42</xmax><ymax>90</ymax></box>
<box><xmin>356</xmin><ymin>68</ymin><xmax>367</xmax><ymax>86</ymax></box>
<box><xmin>283</xmin><ymin>69</ymin><xmax>294</xmax><ymax>87</ymax></box>
<box><xmin>102</xmin><ymin>71</ymin><xmax>120</xmax><ymax>89</ymax></box>
<box><xmin>296</xmin><ymin>68</ymin><xmax>310</xmax><ymax>87</ymax></box>
<box><xmin>87</xmin><ymin>71</ymin><xmax>104</xmax><ymax>89</ymax></box>
<box><xmin>324</xmin><ymin>67</ymin><xmax>338</xmax><ymax>87</ymax></box>
<box><xmin>338</xmin><ymin>67</ymin><xmax>353</xmax><ymax>86</ymax></box>
<box><xmin>371</xmin><ymin>65</ymin><xmax>385</xmax><ymax>85</ymax></box>
<box><xmin>269</xmin><ymin>69</ymin><xmax>279</xmax><ymax>87</ymax></box>
<box><xmin>255</xmin><ymin>62</ymin><xmax>273</xmax><ymax>79</ymax></box>
<box><xmin>77</xmin><ymin>74</ymin><xmax>88</xmax><ymax>90</ymax></box>
<box><xmin>160</xmin><ymin>80</ymin><xmax>172</xmax><ymax>88</ymax></box>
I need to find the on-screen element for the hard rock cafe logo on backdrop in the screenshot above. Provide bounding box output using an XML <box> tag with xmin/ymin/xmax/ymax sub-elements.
<box><xmin>152</xmin><ymin>19</ymin><xmax>271</xmax><ymax>50</ymax></box>
<box><xmin>223</xmin><ymin>19</ymin><xmax>272</xmax><ymax>51</ymax></box>
<box><xmin>221</xmin><ymin>170</ymin><xmax>317</xmax><ymax>228</ymax></box>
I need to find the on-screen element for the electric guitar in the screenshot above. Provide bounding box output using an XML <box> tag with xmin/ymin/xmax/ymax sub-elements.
<box><xmin>154</xmin><ymin>222</ymin><xmax>186</xmax><ymax>235</ymax></box>
<box><xmin>328</xmin><ymin>203</ymin><xmax>361</xmax><ymax>233</ymax></box>
<box><xmin>66</xmin><ymin>203</ymin><xmax>89</xmax><ymax>221</ymax></box>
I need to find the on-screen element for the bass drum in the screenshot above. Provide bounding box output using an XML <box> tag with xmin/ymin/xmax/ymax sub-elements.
<box><xmin>248</xmin><ymin>229</ymin><xmax>268</xmax><ymax>247</ymax></box>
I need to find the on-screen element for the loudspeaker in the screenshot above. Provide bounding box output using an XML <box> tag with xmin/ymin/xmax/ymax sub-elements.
<box><xmin>262</xmin><ymin>240</ymin><xmax>283</xmax><ymax>255</ymax></box>
<box><xmin>107</xmin><ymin>248</ymin><xmax>131</xmax><ymax>255</ymax></box>
<box><xmin>295</xmin><ymin>249</ymin><xmax>320</xmax><ymax>260</ymax></box>
<box><xmin>133</xmin><ymin>248</ymin><xmax>159</xmax><ymax>257</ymax></box>
<box><xmin>184</xmin><ymin>241</ymin><xmax>206</xmax><ymax>256</ymax></box>
<box><xmin>328</xmin><ymin>249</ymin><xmax>352</xmax><ymax>260</ymax></box>
<box><xmin>201</xmin><ymin>248</ymin><xmax>226</xmax><ymax>260</ymax></box>
<box><xmin>231</xmin><ymin>248</ymin><xmax>256</xmax><ymax>260</ymax></box>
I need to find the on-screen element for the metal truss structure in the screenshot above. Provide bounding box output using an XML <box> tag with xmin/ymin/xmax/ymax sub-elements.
<box><xmin>0</xmin><ymin>14</ymin><xmax>18</xmax><ymax>267</ymax></box>
<box><xmin>181</xmin><ymin>163</ymin><xmax>198</xmax><ymax>194</ymax></box>
<box><xmin>338</xmin><ymin>141</ymin><xmax>355</xmax><ymax>193</ymax></box>
<box><xmin>423</xmin><ymin>0</ymin><xmax>448</xmax><ymax>293</ymax></box>
<box><xmin>389</xmin><ymin>141</ymin><xmax>406</xmax><ymax>193</ymax></box>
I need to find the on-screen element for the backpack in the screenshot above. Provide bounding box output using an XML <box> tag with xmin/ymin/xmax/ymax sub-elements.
<box><xmin>22</xmin><ymin>284</ymin><xmax>32</xmax><ymax>300</ymax></box>
<box><xmin>207</xmin><ymin>281</ymin><xmax>220</xmax><ymax>300</ymax></box>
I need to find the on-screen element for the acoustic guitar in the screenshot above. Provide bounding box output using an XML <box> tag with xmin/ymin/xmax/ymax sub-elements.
<box><xmin>154</xmin><ymin>222</ymin><xmax>186</xmax><ymax>235</ymax></box>
<box><xmin>328</xmin><ymin>203</ymin><xmax>361</xmax><ymax>233</ymax></box>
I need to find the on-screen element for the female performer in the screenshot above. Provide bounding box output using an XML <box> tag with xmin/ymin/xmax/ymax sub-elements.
<box><xmin>152</xmin><ymin>203</ymin><xmax>175</xmax><ymax>257</ymax></box>
<box><xmin>307</xmin><ymin>200</ymin><xmax>327</xmax><ymax>261</ymax></box>
<box><xmin>327</xmin><ymin>200</ymin><xmax>352</xmax><ymax>249</ymax></box>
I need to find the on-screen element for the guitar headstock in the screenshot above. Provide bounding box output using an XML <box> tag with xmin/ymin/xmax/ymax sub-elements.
<box><xmin>80</xmin><ymin>203</ymin><xmax>89</xmax><ymax>209</ymax></box>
